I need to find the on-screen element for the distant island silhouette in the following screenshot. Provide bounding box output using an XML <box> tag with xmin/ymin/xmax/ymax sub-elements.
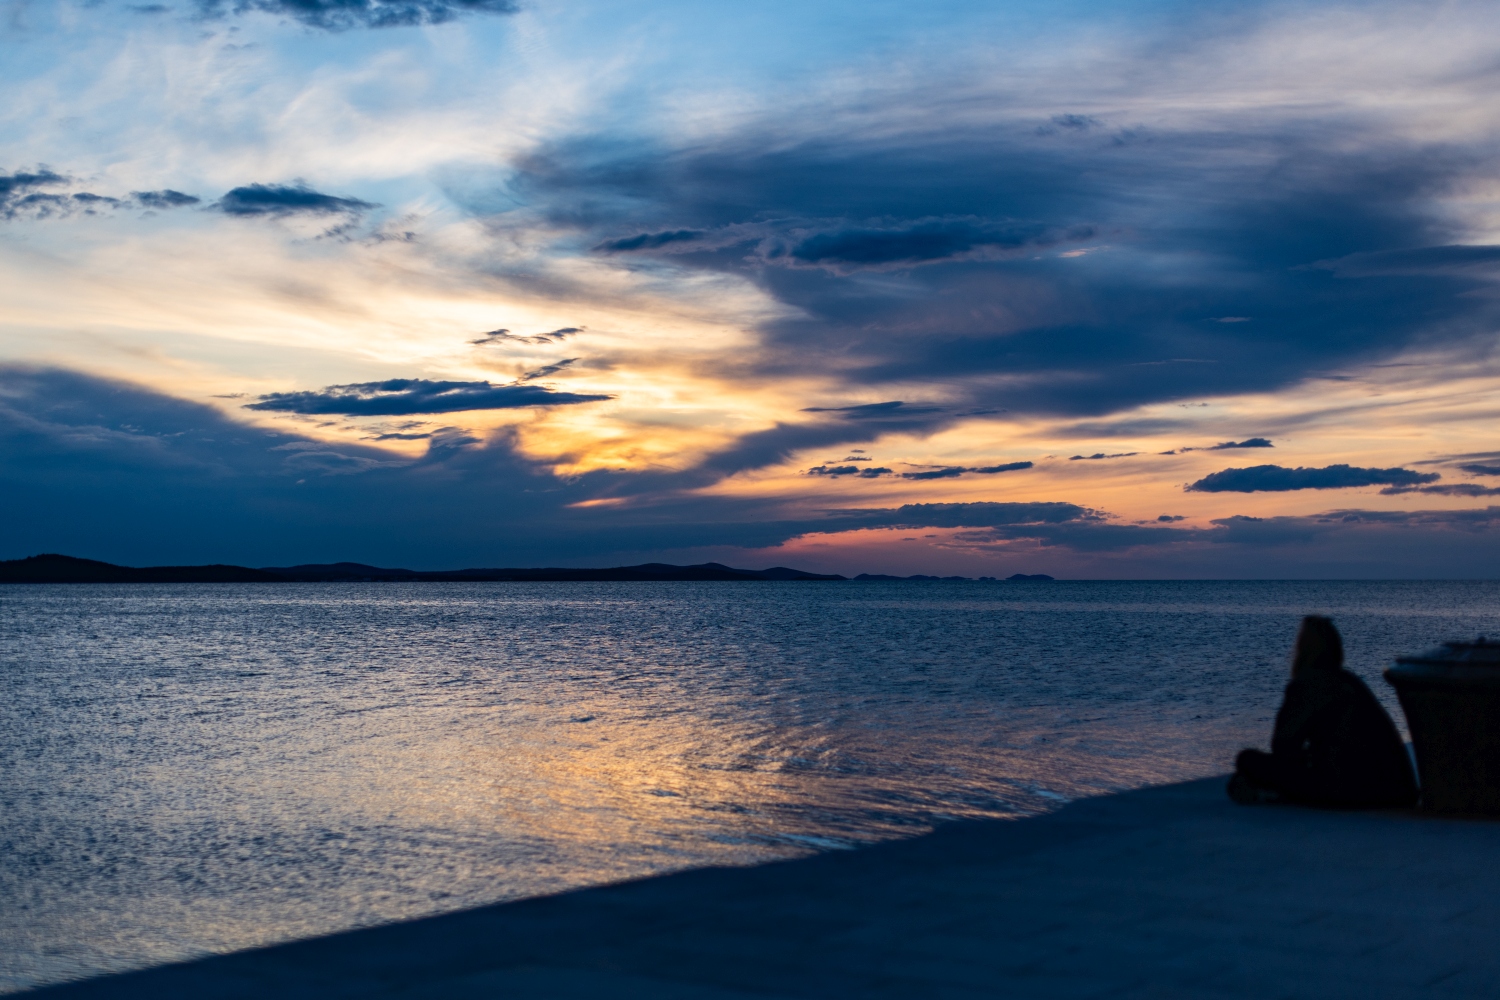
<box><xmin>0</xmin><ymin>554</ymin><xmax>1054</xmax><ymax>584</ymax></box>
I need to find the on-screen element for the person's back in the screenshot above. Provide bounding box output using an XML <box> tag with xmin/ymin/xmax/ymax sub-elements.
<box><xmin>1230</xmin><ymin>616</ymin><xmax>1417</xmax><ymax>808</ymax></box>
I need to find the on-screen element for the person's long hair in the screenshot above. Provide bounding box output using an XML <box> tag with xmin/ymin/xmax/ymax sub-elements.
<box><xmin>1292</xmin><ymin>615</ymin><xmax>1344</xmax><ymax>677</ymax></box>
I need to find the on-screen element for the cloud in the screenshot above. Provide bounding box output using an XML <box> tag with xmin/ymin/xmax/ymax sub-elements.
<box><xmin>1</xmin><ymin>169</ymin><xmax>200</xmax><ymax>220</ymax></box>
<box><xmin>854</xmin><ymin>501</ymin><xmax>1099</xmax><ymax>529</ymax></box>
<box><xmin>244</xmin><ymin>378</ymin><xmax>612</xmax><ymax>415</ymax></box>
<box><xmin>508</xmin><ymin>61</ymin><xmax>1500</xmax><ymax>423</ymax></box>
<box><xmin>9</xmin><ymin>368</ymin><xmax>1500</xmax><ymax>577</ymax></box>
<box><xmin>1379</xmin><ymin>483</ymin><xmax>1500</xmax><ymax>497</ymax></box>
<box><xmin>473</xmin><ymin>327</ymin><xmax>583</xmax><ymax>346</ymax></box>
<box><xmin>808</xmin><ymin>459</ymin><xmax>1033</xmax><ymax>482</ymax></box>
<box><xmin>700</xmin><ymin>402</ymin><xmax>948</xmax><ymax>478</ymax></box>
<box><xmin>1187</xmin><ymin>464</ymin><xmax>1440</xmax><ymax>493</ymax></box>
<box><xmin>1045</xmin><ymin>114</ymin><xmax>1102</xmax><ymax>132</ymax></box>
<box><xmin>806</xmin><ymin>465</ymin><xmax>891</xmax><ymax>478</ymax></box>
<box><xmin>1070</xmin><ymin>452</ymin><xmax>1137</xmax><ymax>461</ymax></box>
<box><xmin>132</xmin><ymin>190</ymin><xmax>201</xmax><ymax>210</ymax></box>
<box><xmin>1315</xmin><ymin>245</ymin><xmax>1500</xmax><ymax>279</ymax></box>
<box><xmin>215</xmin><ymin>183</ymin><xmax>374</xmax><ymax>217</ymax></box>
<box><xmin>801</xmin><ymin>400</ymin><xmax>919</xmax><ymax>417</ymax></box>
<box><xmin>517</xmin><ymin>358</ymin><xmax>579</xmax><ymax>382</ymax></box>
<box><xmin>0</xmin><ymin>169</ymin><xmax>69</xmax><ymax>218</ymax></box>
<box><xmin>1459</xmin><ymin>464</ymin><xmax>1500</xmax><ymax>476</ymax></box>
<box><xmin>193</xmin><ymin>0</ymin><xmax>519</xmax><ymax>31</ymax></box>
<box><xmin>268</xmin><ymin>441</ymin><xmax>399</xmax><ymax>475</ymax></box>
<box><xmin>1207</xmin><ymin>438</ymin><xmax>1272</xmax><ymax>450</ymax></box>
<box><xmin>595</xmin><ymin>229</ymin><xmax>705</xmax><ymax>253</ymax></box>
<box><xmin>762</xmin><ymin>217</ymin><xmax>1095</xmax><ymax>272</ymax></box>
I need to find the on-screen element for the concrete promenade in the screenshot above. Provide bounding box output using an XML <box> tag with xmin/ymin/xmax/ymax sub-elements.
<box><xmin>29</xmin><ymin>777</ymin><xmax>1500</xmax><ymax>999</ymax></box>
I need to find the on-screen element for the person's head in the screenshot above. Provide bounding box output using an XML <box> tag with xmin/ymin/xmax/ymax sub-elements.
<box><xmin>1292</xmin><ymin>615</ymin><xmax>1343</xmax><ymax>677</ymax></box>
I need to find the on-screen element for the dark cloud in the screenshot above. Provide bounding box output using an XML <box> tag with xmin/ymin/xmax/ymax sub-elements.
<box><xmin>1459</xmin><ymin>464</ymin><xmax>1500</xmax><ymax>476</ymax></box>
<box><xmin>700</xmin><ymin>401</ymin><xmax>956</xmax><ymax>480</ymax></box>
<box><xmin>765</xmin><ymin>217</ymin><xmax>1095</xmax><ymax>271</ymax></box>
<box><xmin>517</xmin><ymin>358</ymin><xmax>578</xmax><ymax>382</ymax></box>
<box><xmin>194</xmin><ymin>0</ymin><xmax>518</xmax><ymax>30</ymax></box>
<box><xmin>9</xmin><ymin>367</ymin><xmax>1500</xmax><ymax>577</ymax></box>
<box><xmin>133</xmin><ymin>189</ymin><xmax>201</xmax><ymax>209</ymax></box>
<box><xmin>69</xmin><ymin>192</ymin><xmax>122</xmax><ymax>208</ymax></box>
<box><xmin>884</xmin><ymin>504</ymin><xmax>1500</xmax><ymax>561</ymax></box>
<box><xmin>806</xmin><ymin>465</ymin><xmax>891</xmax><ymax>478</ymax></box>
<box><xmin>1315</xmin><ymin>244</ymin><xmax>1500</xmax><ymax>279</ymax></box>
<box><xmin>244</xmin><ymin>378</ymin><xmax>612</xmax><ymax>416</ymax></box>
<box><xmin>856</xmin><ymin>501</ymin><xmax>1098</xmax><ymax>529</ymax></box>
<box><xmin>1379</xmin><ymin>483</ymin><xmax>1500</xmax><ymax>497</ymax></box>
<box><xmin>215</xmin><ymin>183</ymin><xmax>374</xmax><ymax>217</ymax></box>
<box><xmin>595</xmin><ymin>229</ymin><xmax>705</xmax><ymax>252</ymax></box>
<box><xmin>900</xmin><ymin>467</ymin><xmax>965</xmax><ymax>480</ymax></box>
<box><xmin>1157</xmin><ymin>514</ymin><xmax>1185</xmax><ymax>522</ymax></box>
<box><xmin>1046</xmin><ymin>114</ymin><xmax>1103</xmax><ymax>132</ymax></box>
<box><xmin>808</xmin><ymin>460</ymin><xmax>1033</xmax><ymax>482</ymax></box>
<box><xmin>1187</xmin><ymin>464</ymin><xmax>1440</xmax><ymax>493</ymax></box>
<box><xmin>1207</xmin><ymin>438</ymin><xmax>1272</xmax><ymax>450</ymax></box>
<box><xmin>802</xmin><ymin>400</ymin><xmax>907</xmax><ymax>416</ymax></box>
<box><xmin>504</xmin><ymin>91</ymin><xmax>1500</xmax><ymax>425</ymax></box>
<box><xmin>2</xmin><ymin>170</ymin><xmax>202</xmax><ymax>219</ymax></box>
<box><xmin>0</xmin><ymin>169</ymin><xmax>68</xmax><ymax>218</ymax></box>
<box><xmin>0</xmin><ymin>171</ymin><xmax>122</xmax><ymax>219</ymax></box>
<box><xmin>472</xmin><ymin>327</ymin><xmax>582</xmax><ymax>346</ymax></box>
<box><xmin>1069</xmin><ymin>452</ymin><xmax>1138</xmax><ymax>461</ymax></box>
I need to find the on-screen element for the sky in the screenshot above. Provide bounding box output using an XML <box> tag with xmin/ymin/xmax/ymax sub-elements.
<box><xmin>3</xmin><ymin>0</ymin><xmax>1500</xmax><ymax>577</ymax></box>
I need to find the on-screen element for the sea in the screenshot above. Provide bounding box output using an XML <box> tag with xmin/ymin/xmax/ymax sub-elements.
<box><xmin>2</xmin><ymin>580</ymin><xmax>1497</xmax><ymax>992</ymax></box>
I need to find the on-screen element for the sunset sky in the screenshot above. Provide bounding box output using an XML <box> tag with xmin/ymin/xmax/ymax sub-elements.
<box><xmin>4</xmin><ymin>0</ymin><xmax>1500</xmax><ymax>576</ymax></box>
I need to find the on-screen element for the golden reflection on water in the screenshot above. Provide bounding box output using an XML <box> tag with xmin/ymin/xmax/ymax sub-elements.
<box><xmin>5</xmin><ymin>580</ymin><xmax>1495</xmax><ymax>992</ymax></box>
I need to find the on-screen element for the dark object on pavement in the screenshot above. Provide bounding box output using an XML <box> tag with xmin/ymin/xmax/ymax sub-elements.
<box><xmin>1385</xmin><ymin>638</ymin><xmax>1500</xmax><ymax>815</ymax></box>
<box><xmin>1229</xmin><ymin>616</ymin><xmax>1417</xmax><ymax>809</ymax></box>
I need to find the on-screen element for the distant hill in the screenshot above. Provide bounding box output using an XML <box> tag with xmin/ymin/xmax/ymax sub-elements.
<box><xmin>0</xmin><ymin>554</ymin><xmax>280</xmax><ymax>583</ymax></box>
<box><xmin>0</xmin><ymin>554</ymin><xmax>845</xmax><ymax>584</ymax></box>
<box><xmin>852</xmin><ymin>572</ymin><xmax>1055</xmax><ymax>582</ymax></box>
<box><xmin>256</xmin><ymin>560</ymin><xmax>846</xmax><ymax>582</ymax></box>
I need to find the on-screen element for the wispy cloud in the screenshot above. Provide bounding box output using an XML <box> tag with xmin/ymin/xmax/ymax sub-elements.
<box><xmin>806</xmin><ymin>465</ymin><xmax>891</xmax><ymax>478</ymax></box>
<box><xmin>1380</xmin><ymin>483</ymin><xmax>1500</xmax><ymax>497</ymax></box>
<box><xmin>245</xmin><ymin>379</ymin><xmax>611</xmax><ymax>415</ymax></box>
<box><xmin>192</xmin><ymin>0</ymin><xmax>519</xmax><ymax>31</ymax></box>
<box><xmin>1</xmin><ymin>168</ymin><xmax>200</xmax><ymax>220</ymax></box>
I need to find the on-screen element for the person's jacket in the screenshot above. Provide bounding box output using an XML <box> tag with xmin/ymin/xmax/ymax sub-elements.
<box><xmin>1270</xmin><ymin>669</ymin><xmax>1418</xmax><ymax>807</ymax></box>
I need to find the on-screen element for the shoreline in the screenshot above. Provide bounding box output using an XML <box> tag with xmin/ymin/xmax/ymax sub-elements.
<box><xmin>25</xmin><ymin>777</ymin><xmax>1500</xmax><ymax>998</ymax></box>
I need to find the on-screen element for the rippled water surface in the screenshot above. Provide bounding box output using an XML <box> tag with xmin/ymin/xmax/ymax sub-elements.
<box><xmin>3</xmin><ymin>580</ymin><xmax>1497</xmax><ymax>991</ymax></box>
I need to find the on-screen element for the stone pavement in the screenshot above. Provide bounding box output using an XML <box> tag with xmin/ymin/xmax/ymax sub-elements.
<box><xmin>28</xmin><ymin>777</ymin><xmax>1500</xmax><ymax>999</ymax></box>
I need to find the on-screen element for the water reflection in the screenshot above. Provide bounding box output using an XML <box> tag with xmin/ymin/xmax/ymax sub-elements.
<box><xmin>2</xmin><ymin>580</ymin><xmax>1496</xmax><ymax>991</ymax></box>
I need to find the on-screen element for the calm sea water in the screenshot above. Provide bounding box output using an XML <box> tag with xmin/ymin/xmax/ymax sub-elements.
<box><xmin>2</xmin><ymin>580</ymin><xmax>1497</xmax><ymax>992</ymax></box>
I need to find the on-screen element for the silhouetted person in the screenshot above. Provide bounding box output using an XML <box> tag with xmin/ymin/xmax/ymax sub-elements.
<box><xmin>1228</xmin><ymin>616</ymin><xmax>1417</xmax><ymax>808</ymax></box>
